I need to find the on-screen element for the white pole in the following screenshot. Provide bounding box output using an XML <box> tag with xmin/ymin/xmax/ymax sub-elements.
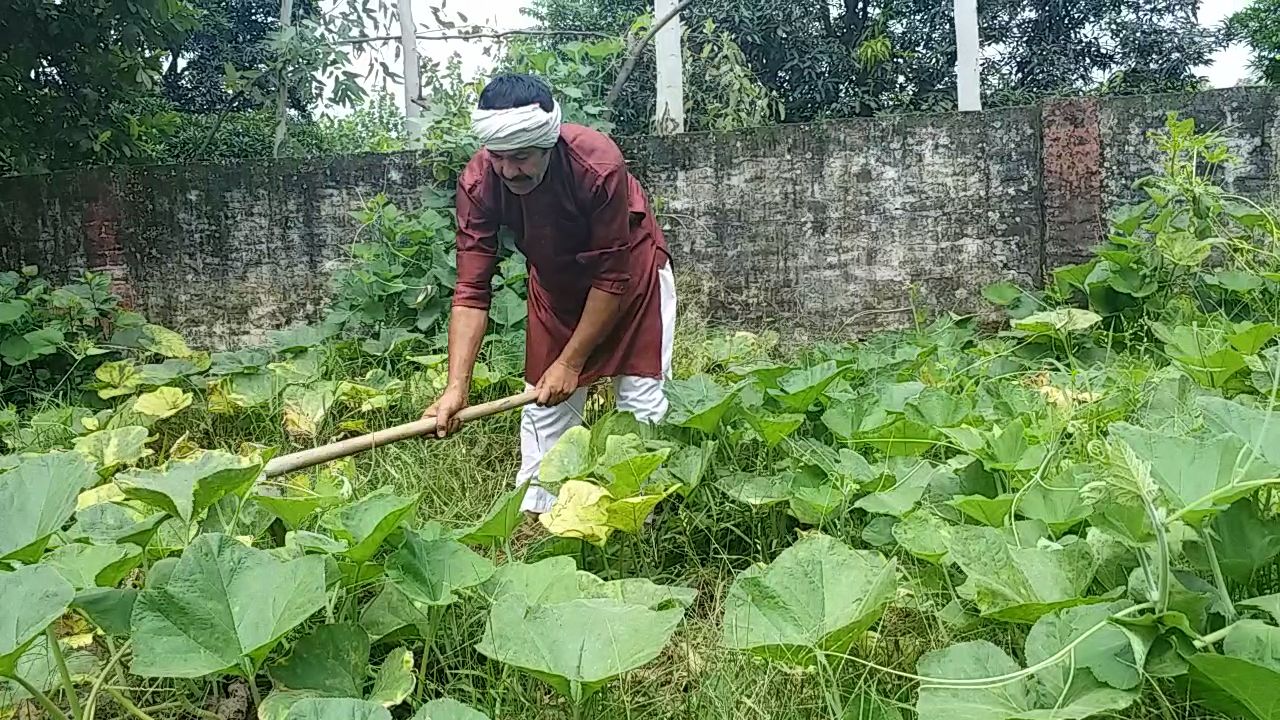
<box><xmin>953</xmin><ymin>0</ymin><xmax>981</xmax><ymax>111</ymax></box>
<box><xmin>398</xmin><ymin>0</ymin><xmax>423</xmax><ymax>147</ymax></box>
<box><xmin>653</xmin><ymin>0</ymin><xmax>685</xmax><ymax>133</ymax></box>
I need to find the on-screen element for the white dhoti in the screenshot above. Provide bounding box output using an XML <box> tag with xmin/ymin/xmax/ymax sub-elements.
<box><xmin>516</xmin><ymin>263</ymin><xmax>677</xmax><ymax>513</ymax></box>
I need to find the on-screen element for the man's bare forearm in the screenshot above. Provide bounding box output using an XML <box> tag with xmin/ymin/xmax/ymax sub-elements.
<box><xmin>444</xmin><ymin>306</ymin><xmax>489</xmax><ymax>392</ymax></box>
<box><xmin>556</xmin><ymin>288</ymin><xmax>624</xmax><ymax>371</ymax></box>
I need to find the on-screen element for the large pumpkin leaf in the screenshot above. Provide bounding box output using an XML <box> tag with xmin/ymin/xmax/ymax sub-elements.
<box><xmin>946</xmin><ymin>525</ymin><xmax>1098</xmax><ymax>623</ymax></box>
<box><xmin>1112</xmin><ymin>423</ymin><xmax>1277</xmax><ymax>525</ymax></box>
<box><xmin>1188</xmin><ymin>620</ymin><xmax>1280</xmax><ymax>720</ymax></box>
<box><xmin>283</xmin><ymin>698</ymin><xmax>391</xmax><ymax>720</ymax></box>
<box><xmin>133</xmin><ymin>387</ymin><xmax>193</xmax><ymax>419</ymax></box>
<box><xmin>593</xmin><ymin>434</ymin><xmax>670</xmax><ymax>496</ymax></box>
<box><xmin>254</xmin><ymin>464</ymin><xmax>350</xmax><ymax>529</ymax></box>
<box><xmin>475</xmin><ymin>597</ymin><xmax>683</xmax><ymax>701</ymax></box>
<box><xmin>43</xmin><ymin>542</ymin><xmax>143</xmax><ymax>590</ymax></box>
<box><xmin>116</xmin><ymin>450</ymin><xmax>263</xmax><ymax>523</ymax></box>
<box><xmin>268</xmin><ymin>623</ymin><xmax>369</xmax><ymax>697</ymax></box>
<box><xmin>0</xmin><ymin>451</ymin><xmax>97</xmax><ymax>562</ymax></box>
<box><xmin>73</xmin><ymin>426</ymin><xmax>153</xmax><ymax>475</ymax></box>
<box><xmin>1185</xmin><ymin>499</ymin><xmax>1280</xmax><ymax>584</ymax></box>
<box><xmin>130</xmin><ymin>533</ymin><xmax>327</xmax><ymax>678</ymax></box>
<box><xmin>0</xmin><ymin>565</ymin><xmax>75</xmax><ymax>675</ymax></box>
<box><xmin>538</xmin><ymin>480</ymin><xmax>612</xmax><ymax>545</ymax></box>
<box><xmin>721</xmin><ymin>534</ymin><xmax>897</xmax><ymax>666</ymax></box>
<box><xmin>322</xmin><ymin>488</ymin><xmax>419</xmax><ymax>563</ymax></box>
<box><xmin>1026</xmin><ymin>601</ymin><xmax>1145</xmax><ymax>691</ymax></box>
<box><xmin>664</xmin><ymin>375</ymin><xmax>736</xmax><ymax>433</ymax></box>
<box><xmin>385</xmin><ymin>529</ymin><xmax>495</xmax><ymax>606</ymax></box>
<box><xmin>768</xmin><ymin>361</ymin><xmax>841</xmax><ymax>411</ymax></box>
<box><xmin>854</xmin><ymin>459</ymin><xmax>949</xmax><ymax>517</ymax></box>
<box><xmin>915</xmin><ymin>638</ymin><xmax>1136</xmax><ymax>720</ymax></box>
<box><xmin>411</xmin><ymin>699</ymin><xmax>491</xmax><ymax>720</ymax></box>
<box><xmin>1199</xmin><ymin>396</ymin><xmax>1280</xmax><ymax>468</ymax></box>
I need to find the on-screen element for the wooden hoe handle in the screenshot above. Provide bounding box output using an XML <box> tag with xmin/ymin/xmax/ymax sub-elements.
<box><xmin>262</xmin><ymin>390</ymin><xmax>538</xmax><ymax>478</ymax></box>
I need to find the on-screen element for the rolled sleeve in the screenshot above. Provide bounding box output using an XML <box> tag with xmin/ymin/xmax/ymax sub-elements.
<box><xmin>575</xmin><ymin>163</ymin><xmax>632</xmax><ymax>295</ymax></box>
<box><xmin>452</xmin><ymin>181</ymin><xmax>499</xmax><ymax>310</ymax></box>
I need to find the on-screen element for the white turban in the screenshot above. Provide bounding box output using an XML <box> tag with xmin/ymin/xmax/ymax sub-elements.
<box><xmin>471</xmin><ymin>101</ymin><xmax>563</xmax><ymax>151</ymax></box>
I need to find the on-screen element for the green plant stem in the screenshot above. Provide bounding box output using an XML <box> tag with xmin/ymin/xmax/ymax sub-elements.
<box><xmin>46</xmin><ymin>626</ymin><xmax>83</xmax><ymax>720</ymax></box>
<box><xmin>244</xmin><ymin>672</ymin><xmax>263</xmax><ymax>709</ymax></box>
<box><xmin>417</xmin><ymin>605</ymin><xmax>445</xmax><ymax>698</ymax></box>
<box><xmin>84</xmin><ymin>638</ymin><xmax>133</xmax><ymax>720</ymax></box>
<box><xmin>814</xmin><ymin>651</ymin><xmax>845</xmax><ymax>720</ymax></box>
<box><xmin>4</xmin><ymin>673</ymin><xmax>71</xmax><ymax>720</ymax></box>
<box><xmin>104</xmin><ymin>687</ymin><xmax>157</xmax><ymax>720</ymax></box>
<box><xmin>1196</xmin><ymin>526</ymin><xmax>1237</xmax><ymax>622</ymax></box>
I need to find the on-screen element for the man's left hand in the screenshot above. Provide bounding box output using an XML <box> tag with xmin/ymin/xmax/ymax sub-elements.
<box><xmin>535</xmin><ymin>360</ymin><xmax>581</xmax><ymax>406</ymax></box>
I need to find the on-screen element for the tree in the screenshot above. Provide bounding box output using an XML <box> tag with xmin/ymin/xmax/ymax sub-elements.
<box><xmin>0</xmin><ymin>0</ymin><xmax>199</xmax><ymax>173</ymax></box>
<box><xmin>525</xmin><ymin>0</ymin><xmax>1222</xmax><ymax>132</ymax></box>
<box><xmin>161</xmin><ymin>0</ymin><xmax>321</xmax><ymax>115</ymax></box>
<box><xmin>1231</xmin><ymin>0</ymin><xmax>1280</xmax><ymax>85</ymax></box>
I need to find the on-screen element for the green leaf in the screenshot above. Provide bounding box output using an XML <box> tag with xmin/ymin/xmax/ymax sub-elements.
<box><xmin>946</xmin><ymin>525</ymin><xmax>1098</xmax><ymax>623</ymax></box>
<box><xmin>739</xmin><ymin>407</ymin><xmax>805</xmax><ymax>446</ymax></box>
<box><xmin>72</xmin><ymin>588</ymin><xmax>137</xmax><ymax>636</ymax></box>
<box><xmin>892</xmin><ymin>509</ymin><xmax>952</xmax><ymax>564</ymax></box>
<box><xmin>116</xmin><ymin>450</ymin><xmax>263</xmax><ymax>523</ymax></box>
<box><xmin>1188</xmin><ymin>621</ymin><xmax>1280</xmax><ymax>720</ymax></box>
<box><xmin>949</xmin><ymin>494</ymin><xmax>1015</xmax><ymax>527</ymax></box>
<box><xmin>359</xmin><ymin>586</ymin><xmax>434</xmax><ymax>641</ymax></box>
<box><xmin>267</xmin><ymin>623</ymin><xmax>369</xmax><ymax>697</ymax></box>
<box><xmin>136</xmin><ymin>356</ymin><xmax>211</xmax><ymax>385</ymax></box>
<box><xmin>43</xmin><ymin>542</ymin><xmax>143</xmax><ymax>590</ymax></box>
<box><xmin>1240</xmin><ymin>594</ymin><xmax>1280</xmax><ymax>625</ymax></box>
<box><xmin>130</xmin><ymin>533</ymin><xmax>327</xmax><ymax>678</ymax></box>
<box><xmin>1153</xmin><ymin>324</ymin><xmax>1248</xmax><ymax>387</ymax></box>
<box><xmin>538</xmin><ymin>426</ymin><xmax>593</xmax><ymax>491</ymax></box>
<box><xmin>1112</xmin><ymin>423</ymin><xmax>1276</xmax><ymax>525</ymax></box>
<box><xmin>768</xmin><ymin>361</ymin><xmax>841</xmax><ymax>411</ymax></box>
<box><xmin>475</xmin><ymin>597</ymin><xmax>683</xmax><ymax>700</ymax></box>
<box><xmin>1</xmin><ymin>327</ymin><xmax>63</xmax><ymax>365</ymax></box>
<box><xmin>0</xmin><ymin>299</ymin><xmax>29</xmax><ymax>324</ymax></box>
<box><xmin>94</xmin><ymin>360</ymin><xmax>144</xmax><ymax>399</ymax></box>
<box><xmin>1199</xmin><ymin>396</ymin><xmax>1280</xmax><ymax>467</ymax></box>
<box><xmin>133</xmin><ymin>386</ymin><xmax>193</xmax><ymax>419</ymax></box>
<box><xmin>283</xmin><ymin>698</ymin><xmax>392</xmax><ymax>720</ymax></box>
<box><xmin>457</xmin><ymin>486</ymin><xmax>529</xmax><ymax>546</ymax></box>
<box><xmin>410</xmin><ymin>698</ymin><xmax>492</xmax><ymax>720</ymax></box>
<box><xmin>721</xmin><ymin>534</ymin><xmax>897</xmax><ymax>666</ymax></box>
<box><xmin>322</xmin><ymin>488</ymin><xmax>419</xmax><ymax>563</ymax></box>
<box><xmin>73</xmin><ymin>426</ymin><xmax>152</xmax><ymax>474</ymax></box>
<box><xmin>916</xmin><ymin>638</ymin><xmax>1136</xmax><ymax>720</ymax></box>
<box><xmin>368</xmin><ymin>647</ymin><xmax>415</xmax><ymax>708</ymax></box>
<box><xmin>488</xmin><ymin>287</ymin><xmax>527</xmax><ymax>327</ymax></box>
<box><xmin>982</xmin><ymin>281</ymin><xmax>1024</xmax><ymax>306</ymax></box>
<box><xmin>1185</xmin><ymin>499</ymin><xmax>1280</xmax><ymax>584</ymax></box>
<box><xmin>664</xmin><ymin>375</ymin><xmax>736</xmax><ymax>433</ymax></box>
<box><xmin>1026</xmin><ymin>601</ymin><xmax>1144</xmax><ymax>691</ymax></box>
<box><xmin>268</xmin><ymin>324</ymin><xmax>337</xmax><ymax>353</ymax></box>
<box><xmin>1017</xmin><ymin>465</ymin><xmax>1094</xmax><ymax>533</ymax></box>
<box><xmin>0</xmin><ymin>452</ymin><xmax>97</xmax><ymax>562</ymax></box>
<box><xmin>385</xmin><ymin>529</ymin><xmax>495</xmax><ymax>606</ymax></box>
<box><xmin>715</xmin><ymin>472</ymin><xmax>794</xmax><ymax>508</ymax></box>
<box><xmin>1011</xmin><ymin>309</ymin><xmax>1101</xmax><ymax>336</ymax></box>
<box><xmin>593</xmin><ymin>435</ymin><xmax>671</xmax><ymax>496</ymax></box>
<box><xmin>905</xmin><ymin>387</ymin><xmax>971</xmax><ymax>427</ymax></box>
<box><xmin>0</xmin><ymin>565</ymin><xmax>75</xmax><ymax>676</ymax></box>
<box><xmin>854</xmin><ymin>460</ymin><xmax>948</xmax><ymax>517</ymax></box>
<box><xmin>254</xmin><ymin>471</ymin><xmax>347</xmax><ymax>529</ymax></box>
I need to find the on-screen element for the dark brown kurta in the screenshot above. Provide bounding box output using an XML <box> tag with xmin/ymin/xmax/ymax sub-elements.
<box><xmin>452</xmin><ymin>123</ymin><xmax>670</xmax><ymax>386</ymax></box>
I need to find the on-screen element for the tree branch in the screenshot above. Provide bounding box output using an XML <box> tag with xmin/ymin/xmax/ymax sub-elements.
<box><xmin>335</xmin><ymin>28</ymin><xmax>611</xmax><ymax>45</ymax></box>
<box><xmin>603</xmin><ymin>0</ymin><xmax>695</xmax><ymax>119</ymax></box>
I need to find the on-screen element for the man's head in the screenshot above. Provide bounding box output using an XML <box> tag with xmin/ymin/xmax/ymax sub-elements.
<box><xmin>473</xmin><ymin>74</ymin><xmax>561</xmax><ymax>195</ymax></box>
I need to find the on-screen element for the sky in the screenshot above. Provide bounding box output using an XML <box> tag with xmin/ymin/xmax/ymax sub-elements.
<box><xmin>343</xmin><ymin>0</ymin><xmax>1255</xmax><ymax>115</ymax></box>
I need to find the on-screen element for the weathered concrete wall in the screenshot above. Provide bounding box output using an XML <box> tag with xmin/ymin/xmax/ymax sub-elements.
<box><xmin>1</xmin><ymin>87</ymin><xmax>1278</xmax><ymax>347</ymax></box>
<box><xmin>626</xmin><ymin>108</ymin><xmax>1044</xmax><ymax>332</ymax></box>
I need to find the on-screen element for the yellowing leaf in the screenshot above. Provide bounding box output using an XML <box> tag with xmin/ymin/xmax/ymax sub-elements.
<box><xmin>605</xmin><ymin>487</ymin><xmax>678</xmax><ymax>533</ymax></box>
<box><xmin>539</xmin><ymin>480</ymin><xmax>613</xmax><ymax>545</ymax></box>
<box><xmin>76</xmin><ymin>483</ymin><xmax>125</xmax><ymax>510</ymax></box>
<box><xmin>133</xmin><ymin>387</ymin><xmax>193</xmax><ymax>419</ymax></box>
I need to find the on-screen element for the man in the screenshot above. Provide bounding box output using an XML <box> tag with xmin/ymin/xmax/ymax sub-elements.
<box><xmin>423</xmin><ymin>73</ymin><xmax>676</xmax><ymax>514</ymax></box>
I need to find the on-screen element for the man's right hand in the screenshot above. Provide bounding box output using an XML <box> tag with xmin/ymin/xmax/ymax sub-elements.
<box><xmin>422</xmin><ymin>386</ymin><xmax>468</xmax><ymax>438</ymax></box>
